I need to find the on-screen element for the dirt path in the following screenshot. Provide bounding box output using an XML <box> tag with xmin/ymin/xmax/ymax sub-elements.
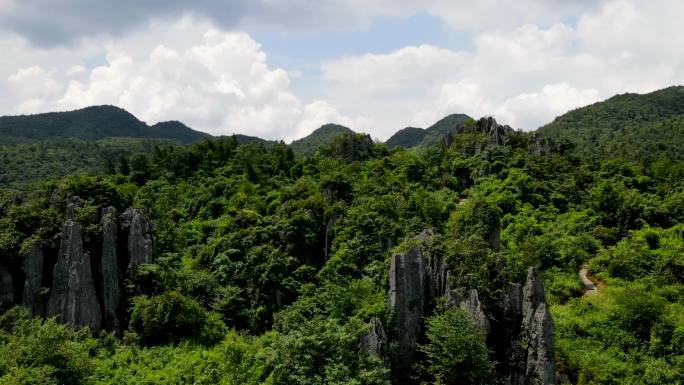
<box><xmin>579</xmin><ymin>265</ymin><xmax>598</xmax><ymax>296</ymax></box>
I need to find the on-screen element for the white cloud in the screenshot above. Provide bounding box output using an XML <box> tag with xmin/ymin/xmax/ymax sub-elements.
<box><xmin>0</xmin><ymin>17</ymin><xmax>363</xmax><ymax>140</ymax></box>
<box><xmin>1</xmin><ymin>0</ymin><xmax>684</xmax><ymax>142</ymax></box>
<box><xmin>317</xmin><ymin>0</ymin><xmax>684</xmax><ymax>136</ymax></box>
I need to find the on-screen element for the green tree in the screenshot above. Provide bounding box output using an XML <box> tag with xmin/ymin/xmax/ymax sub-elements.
<box><xmin>419</xmin><ymin>308</ymin><xmax>494</xmax><ymax>385</ymax></box>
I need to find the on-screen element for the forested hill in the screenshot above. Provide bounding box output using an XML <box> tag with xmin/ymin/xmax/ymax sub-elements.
<box><xmin>539</xmin><ymin>86</ymin><xmax>684</xmax><ymax>160</ymax></box>
<box><xmin>1</xmin><ymin>86</ymin><xmax>684</xmax><ymax>384</ymax></box>
<box><xmin>386</xmin><ymin>113</ymin><xmax>473</xmax><ymax>149</ymax></box>
<box><xmin>0</xmin><ymin>105</ymin><xmax>210</xmax><ymax>144</ymax></box>
<box><xmin>289</xmin><ymin>123</ymin><xmax>355</xmax><ymax>155</ymax></box>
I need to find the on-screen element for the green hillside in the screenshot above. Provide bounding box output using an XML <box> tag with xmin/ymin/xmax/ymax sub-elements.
<box><xmin>1</xmin><ymin>88</ymin><xmax>684</xmax><ymax>385</ymax></box>
<box><xmin>0</xmin><ymin>105</ymin><xmax>209</xmax><ymax>144</ymax></box>
<box><xmin>539</xmin><ymin>86</ymin><xmax>684</xmax><ymax>160</ymax></box>
<box><xmin>385</xmin><ymin>127</ymin><xmax>426</xmax><ymax>148</ymax></box>
<box><xmin>289</xmin><ymin>123</ymin><xmax>355</xmax><ymax>155</ymax></box>
<box><xmin>385</xmin><ymin>113</ymin><xmax>473</xmax><ymax>149</ymax></box>
<box><xmin>0</xmin><ymin>137</ymin><xmax>180</xmax><ymax>188</ymax></box>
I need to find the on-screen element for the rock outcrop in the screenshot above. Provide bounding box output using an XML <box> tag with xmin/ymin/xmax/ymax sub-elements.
<box><xmin>388</xmin><ymin>246</ymin><xmax>426</xmax><ymax>374</ymax></box>
<box><xmin>445</xmin><ymin>287</ymin><xmax>491</xmax><ymax>333</ymax></box>
<box><xmin>516</xmin><ymin>267</ymin><xmax>556</xmax><ymax>385</ymax></box>
<box><xmin>0</xmin><ymin>265</ymin><xmax>14</xmax><ymax>309</ymax></box>
<box><xmin>22</xmin><ymin>244</ymin><xmax>45</xmax><ymax>316</ymax></box>
<box><xmin>387</xmin><ymin>230</ymin><xmax>556</xmax><ymax>385</ymax></box>
<box><xmin>528</xmin><ymin>133</ymin><xmax>555</xmax><ymax>156</ymax></box>
<box><xmin>360</xmin><ymin>317</ymin><xmax>389</xmax><ymax>367</ymax></box>
<box><xmin>123</xmin><ymin>208</ymin><xmax>154</xmax><ymax>273</ymax></box>
<box><xmin>46</xmin><ymin>216</ymin><xmax>102</xmax><ymax>332</ymax></box>
<box><xmin>478</xmin><ymin>117</ymin><xmax>514</xmax><ymax>146</ymax></box>
<box><xmin>101</xmin><ymin>207</ymin><xmax>121</xmax><ymax>333</ymax></box>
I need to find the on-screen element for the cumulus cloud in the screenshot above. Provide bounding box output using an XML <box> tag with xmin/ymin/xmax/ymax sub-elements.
<box><xmin>0</xmin><ymin>0</ymin><xmax>427</xmax><ymax>47</ymax></box>
<box><xmin>1</xmin><ymin>0</ymin><xmax>683</xmax><ymax>141</ymax></box>
<box><xmin>0</xmin><ymin>17</ymin><xmax>363</xmax><ymax>140</ymax></box>
<box><xmin>317</xmin><ymin>0</ymin><xmax>684</xmax><ymax>136</ymax></box>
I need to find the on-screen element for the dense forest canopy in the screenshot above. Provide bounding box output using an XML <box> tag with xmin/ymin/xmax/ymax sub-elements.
<box><xmin>0</xmin><ymin>87</ymin><xmax>683</xmax><ymax>385</ymax></box>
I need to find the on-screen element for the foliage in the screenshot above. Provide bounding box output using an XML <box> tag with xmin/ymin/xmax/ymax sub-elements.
<box><xmin>1</xmin><ymin>95</ymin><xmax>684</xmax><ymax>384</ymax></box>
<box><xmin>419</xmin><ymin>308</ymin><xmax>494</xmax><ymax>385</ymax></box>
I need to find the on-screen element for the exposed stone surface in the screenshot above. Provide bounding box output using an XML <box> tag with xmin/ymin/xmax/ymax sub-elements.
<box><xmin>521</xmin><ymin>267</ymin><xmax>546</xmax><ymax>331</ymax></box>
<box><xmin>0</xmin><ymin>265</ymin><xmax>14</xmax><ymax>309</ymax></box>
<box><xmin>388</xmin><ymin>246</ymin><xmax>425</xmax><ymax>374</ymax></box>
<box><xmin>101</xmin><ymin>207</ymin><xmax>121</xmax><ymax>333</ymax></box>
<box><xmin>66</xmin><ymin>195</ymin><xmax>80</xmax><ymax>219</ymax></box>
<box><xmin>524</xmin><ymin>303</ymin><xmax>556</xmax><ymax>385</ymax></box>
<box><xmin>360</xmin><ymin>317</ymin><xmax>389</xmax><ymax>367</ymax></box>
<box><xmin>464</xmin><ymin>289</ymin><xmax>491</xmax><ymax>333</ymax></box>
<box><xmin>444</xmin><ymin>287</ymin><xmax>491</xmax><ymax>333</ymax></box>
<box><xmin>123</xmin><ymin>208</ymin><xmax>154</xmax><ymax>273</ymax></box>
<box><xmin>528</xmin><ymin>133</ymin><xmax>555</xmax><ymax>156</ymax></box>
<box><xmin>387</xmin><ymin>232</ymin><xmax>557</xmax><ymax>385</ymax></box>
<box><xmin>516</xmin><ymin>267</ymin><xmax>556</xmax><ymax>385</ymax></box>
<box><xmin>22</xmin><ymin>244</ymin><xmax>45</xmax><ymax>316</ymax></box>
<box><xmin>324</xmin><ymin>214</ymin><xmax>339</xmax><ymax>259</ymax></box>
<box><xmin>477</xmin><ymin>116</ymin><xmax>515</xmax><ymax>146</ymax></box>
<box><xmin>421</xmin><ymin>229</ymin><xmax>448</xmax><ymax>302</ymax></box>
<box><xmin>47</xmin><ymin>217</ymin><xmax>102</xmax><ymax>332</ymax></box>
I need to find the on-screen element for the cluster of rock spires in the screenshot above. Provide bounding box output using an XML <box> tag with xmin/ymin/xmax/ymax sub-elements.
<box><xmin>440</xmin><ymin>116</ymin><xmax>556</xmax><ymax>156</ymax></box>
<box><xmin>14</xmin><ymin>196</ymin><xmax>155</xmax><ymax>334</ymax></box>
<box><xmin>441</xmin><ymin>116</ymin><xmax>515</xmax><ymax>151</ymax></box>
<box><xmin>361</xmin><ymin>230</ymin><xmax>557</xmax><ymax>385</ymax></box>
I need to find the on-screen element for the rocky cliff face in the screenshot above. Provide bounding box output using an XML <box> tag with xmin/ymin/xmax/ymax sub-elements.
<box><xmin>22</xmin><ymin>244</ymin><xmax>44</xmax><ymax>316</ymax></box>
<box><xmin>387</xmin><ymin>232</ymin><xmax>557</xmax><ymax>384</ymax></box>
<box><xmin>360</xmin><ymin>317</ymin><xmax>389</xmax><ymax>367</ymax></box>
<box><xmin>516</xmin><ymin>267</ymin><xmax>556</xmax><ymax>385</ymax></box>
<box><xmin>388</xmin><ymin>246</ymin><xmax>426</xmax><ymax>375</ymax></box>
<box><xmin>123</xmin><ymin>208</ymin><xmax>154</xmax><ymax>274</ymax></box>
<box><xmin>3</xmin><ymin>198</ymin><xmax>157</xmax><ymax>334</ymax></box>
<box><xmin>476</xmin><ymin>116</ymin><xmax>515</xmax><ymax>146</ymax></box>
<box><xmin>46</xmin><ymin>209</ymin><xmax>103</xmax><ymax>332</ymax></box>
<box><xmin>101</xmin><ymin>207</ymin><xmax>122</xmax><ymax>334</ymax></box>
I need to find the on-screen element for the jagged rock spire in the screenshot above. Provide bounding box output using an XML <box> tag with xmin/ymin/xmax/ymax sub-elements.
<box><xmin>22</xmin><ymin>244</ymin><xmax>45</xmax><ymax>316</ymax></box>
<box><xmin>101</xmin><ymin>207</ymin><xmax>121</xmax><ymax>334</ymax></box>
<box><xmin>123</xmin><ymin>208</ymin><xmax>154</xmax><ymax>273</ymax></box>
<box><xmin>46</xmin><ymin>208</ymin><xmax>102</xmax><ymax>332</ymax></box>
<box><xmin>388</xmin><ymin>246</ymin><xmax>425</xmax><ymax>374</ymax></box>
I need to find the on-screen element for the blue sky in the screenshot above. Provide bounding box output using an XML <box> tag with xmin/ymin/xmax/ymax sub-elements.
<box><xmin>0</xmin><ymin>0</ymin><xmax>682</xmax><ymax>141</ymax></box>
<box><xmin>251</xmin><ymin>12</ymin><xmax>472</xmax><ymax>101</ymax></box>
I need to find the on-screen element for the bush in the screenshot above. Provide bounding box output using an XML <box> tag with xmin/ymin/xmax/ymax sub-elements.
<box><xmin>419</xmin><ymin>308</ymin><xmax>494</xmax><ymax>385</ymax></box>
<box><xmin>129</xmin><ymin>291</ymin><xmax>226</xmax><ymax>346</ymax></box>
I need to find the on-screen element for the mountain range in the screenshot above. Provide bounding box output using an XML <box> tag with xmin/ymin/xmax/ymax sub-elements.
<box><xmin>1</xmin><ymin>86</ymin><xmax>682</xmax><ymax>187</ymax></box>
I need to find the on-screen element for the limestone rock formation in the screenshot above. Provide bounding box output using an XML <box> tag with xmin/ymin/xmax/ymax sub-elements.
<box><xmin>521</xmin><ymin>267</ymin><xmax>546</xmax><ymax>331</ymax></box>
<box><xmin>525</xmin><ymin>303</ymin><xmax>556</xmax><ymax>385</ymax></box>
<box><xmin>388</xmin><ymin>246</ymin><xmax>425</xmax><ymax>374</ymax></box>
<box><xmin>476</xmin><ymin>116</ymin><xmax>515</xmax><ymax>146</ymax></box>
<box><xmin>528</xmin><ymin>133</ymin><xmax>555</xmax><ymax>156</ymax></box>
<box><xmin>46</xmin><ymin>207</ymin><xmax>102</xmax><ymax>332</ymax></box>
<box><xmin>445</xmin><ymin>287</ymin><xmax>491</xmax><ymax>333</ymax></box>
<box><xmin>464</xmin><ymin>289</ymin><xmax>491</xmax><ymax>333</ymax></box>
<box><xmin>123</xmin><ymin>208</ymin><xmax>154</xmax><ymax>273</ymax></box>
<box><xmin>0</xmin><ymin>265</ymin><xmax>14</xmax><ymax>309</ymax></box>
<box><xmin>360</xmin><ymin>317</ymin><xmax>389</xmax><ymax>367</ymax></box>
<box><xmin>516</xmin><ymin>267</ymin><xmax>556</xmax><ymax>385</ymax></box>
<box><xmin>22</xmin><ymin>244</ymin><xmax>45</xmax><ymax>316</ymax></box>
<box><xmin>101</xmin><ymin>207</ymin><xmax>121</xmax><ymax>333</ymax></box>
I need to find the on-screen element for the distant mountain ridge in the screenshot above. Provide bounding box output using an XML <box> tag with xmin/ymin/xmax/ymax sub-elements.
<box><xmin>0</xmin><ymin>105</ymin><xmax>210</xmax><ymax>144</ymax></box>
<box><xmin>539</xmin><ymin>86</ymin><xmax>684</xmax><ymax>160</ymax></box>
<box><xmin>386</xmin><ymin>113</ymin><xmax>473</xmax><ymax>149</ymax></box>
